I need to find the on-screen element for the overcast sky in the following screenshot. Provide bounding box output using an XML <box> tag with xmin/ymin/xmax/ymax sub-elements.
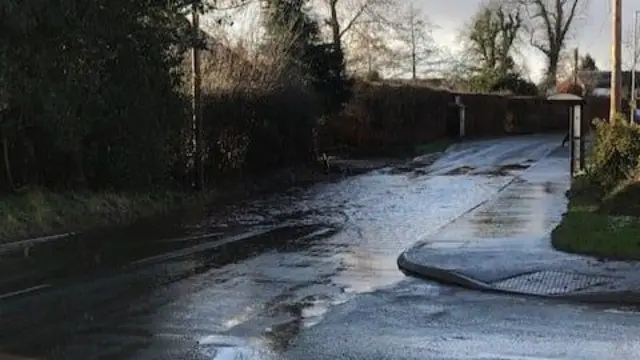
<box><xmin>422</xmin><ymin>0</ymin><xmax>637</xmax><ymax>82</ymax></box>
<box><xmin>207</xmin><ymin>1</ymin><xmax>637</xmax><ymax>82</ymax></box>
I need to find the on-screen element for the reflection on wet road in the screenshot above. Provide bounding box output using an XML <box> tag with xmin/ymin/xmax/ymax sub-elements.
<box><xmin>4</xmin><ymin>134</ymin><xmax>633</xmax><ymax>360</ymax></box>
<box><xmin>286</xmin><ymin>279</ymin><xmax>640</xmax><ymax>360</ymax></box>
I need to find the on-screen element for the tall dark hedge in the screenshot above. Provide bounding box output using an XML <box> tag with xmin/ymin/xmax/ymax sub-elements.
<box><xmin>0</xmin><ymin>0</ymin><xmax>351</xmax><ymax>193</ymax></box>
<box><xmin>0</xmin><ymin>1</ymin><xmax>198</xmax><ymax>192</ymax></box>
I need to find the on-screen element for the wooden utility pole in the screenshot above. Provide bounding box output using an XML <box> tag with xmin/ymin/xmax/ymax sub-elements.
<box><xmin>411</xmin><ymin>25</ymin><xmax>416</xmax><ymax>81</ymax></box>
<box><xmin>573</xmin><ymin>47</ymin><xmax>579</xmax><ymax>87</ymax></box>
<box><xmin>410</xmin><ymin>3</ymin><xmax>417</xmax><ymax>81</ymax></box>
<box><xmin>192</xmin><ymin>4</ymin><xmax>204</xmax><ymax>189</ymax></box>
<box><xmin>632</xmin><ymin>11</ymin><xmax>640</xmax><ymax>121</ymax></box>
<box><xmin>610</xmin><ymin>0</ymin><xmax>622</xmax><ymax>121</ymax></box>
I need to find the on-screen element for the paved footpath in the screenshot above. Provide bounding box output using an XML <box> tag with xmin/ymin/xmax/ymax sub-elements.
<box><xmin>398</xmin><ymin>145</ymin><xmax>640</xmax><ymax>304</ymax></box>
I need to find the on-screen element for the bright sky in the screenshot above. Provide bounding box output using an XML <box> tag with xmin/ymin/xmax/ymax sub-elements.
<box><xmin>423</xmin><ymin>0</ymin><xmax>637</xmax><ymax>82</ymax></box>
<box><xmin>206</xmin><ymin>0</ymin><xmax>638</xmax><ymax>83</ymax></box>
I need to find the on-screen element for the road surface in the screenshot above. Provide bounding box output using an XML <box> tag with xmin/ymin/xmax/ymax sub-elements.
<box><xmin>1</xmin><ymin>134</ymin><xmax>639</xmax><ymax>360</ymax></box>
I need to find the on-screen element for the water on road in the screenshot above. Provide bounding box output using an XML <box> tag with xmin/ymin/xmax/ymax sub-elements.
<box><xmin>1</xmin><ymin>134</ymin><xmax>639</xmax><ymax>360</ymax></box>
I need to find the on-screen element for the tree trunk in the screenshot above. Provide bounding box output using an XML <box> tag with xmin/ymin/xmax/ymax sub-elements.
<box><xmin>411</xmin><ymin>22</ymin><xmax>416</xmax><ymax>80</ymax></box>
<box><xmin>25</xmin><ymin>138</ymin><xmax>39</xmax><ymax>186</ymax></box>
<box><xmin>71</xmin><ymin>149</ymin><xmax>87</xmax><ymax>189</ymax></box>
<box><xmin>329</xmin><ymin>0</ymin><xmax>341</xmax><ymax>53</ymax></box>
<box><xmin>367</xmin><ymin>41</ymin><xmax>372</xmax><ymax>74</ymax></box>
<box><xmin>547</xmin><ymin>53</ymin><xmax>559</xmax><ymax>91</ymax></box>
<box><xmin>2</xmin><ymin>134</ymin><xmax>16</xmax><ymax>191</ymax></box>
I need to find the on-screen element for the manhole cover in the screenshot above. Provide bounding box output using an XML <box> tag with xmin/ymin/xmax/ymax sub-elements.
<box><xmin>490</xmin><ymin>270</ymin><xmax>614</xmax><ymax>296</ymax></box>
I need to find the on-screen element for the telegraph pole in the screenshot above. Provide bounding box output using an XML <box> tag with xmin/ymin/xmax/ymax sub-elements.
<box><xmin>610</xmin><ymin>0</ymin><xmax>622</xmax><ymax>121</ymax></box>
<box><xmin>409</xmin><ymin>3</ymin><xmax>417</xmax><ymax>81</ymax></box>
<box><xmin>192</xmin><ymin>3</ymin><xmax>204</xmax><ymax>189</ymax></box>
<box><xmin>573</xmin><ymin>47</ymin><xmax>579</xmax><ymax>87</ymax></box>
<box><xmin>632</xmin><ymin>10</ymin><xmax>639</xmax><ymax>122</ymax></box>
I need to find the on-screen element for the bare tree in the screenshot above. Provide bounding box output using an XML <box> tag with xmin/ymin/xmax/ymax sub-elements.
<box><xmin>340</xmin><ymin>1</ymin><xmax>439</xmax><ymax>80</ymax></box>
<box><xmin>465</xmin><ymin>0</ymin><xmax>524</xmax><ymax>77</ymax></box>
<box><xmin>388</xmin><ymin>2</ymin><xmax>439</xmax><ymax>79</ymax></box>
<box><xmin>520</xmin><ymin>0</ymin><xmax>586</xmax><ymax>90</ymax></box>
<box><xmin>344</xmin><ymin>21</ymin><xmax>393</xmax><ymax>76</ymax></box>
<box><xmin>315</xmin><ymin>0</ymin><xmax>396</xmax><ymax>53</ymax></box>
<box><xmin>450</xmin><ymin>0</ymin><xmax>525</xmax><ymax>91</ymax></box>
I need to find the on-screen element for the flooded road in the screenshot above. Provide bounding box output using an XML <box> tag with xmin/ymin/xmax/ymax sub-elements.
<box><xmin>2</xmin><ymin>134</ymin><xmax>637</xmax><ymax>360</ymax></box>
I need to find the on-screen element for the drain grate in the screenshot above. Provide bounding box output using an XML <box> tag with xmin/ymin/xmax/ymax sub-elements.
<box><xmin>490</xmin><ymin>270</ymin><xmax>614</xmax><ymax>296</ymax></box>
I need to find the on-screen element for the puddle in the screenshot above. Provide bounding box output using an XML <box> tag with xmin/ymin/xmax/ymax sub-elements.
<box><xmin>0</xmin><ymin>134</ymin><xmax>569</xmax><ymax>359</ymax></box>
<box><xmin>499</xmin><ymin>163</ymin><xmax>531</xmax><ymax>171</ymax></box>
<box><xmin>444</xmin><ymin>166</ymin><xmax>476</xmax><ymax>175</ymax></box>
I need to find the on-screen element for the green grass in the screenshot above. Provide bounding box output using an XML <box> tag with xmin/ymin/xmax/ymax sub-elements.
<box><xmin>336</xmin><ymin>139</ymin><xmax>452</xmax><ymax>159</ymax></box>
<box><xmin>552</xmin><ymin>174</ymin><xmax>640</xmax><ymax>260</ymax></box>
<box><xmin>0</xmin><ymin>166</ymin><xmax>332</xmax><ymax>244</ymax></box>
<box><xmin>413</xmin><ymin>140</ymin><xmax>453</xmax><ymax>156</ymax></box>
<box><xmin>0</xmin><ymin>188</ymin><xmax>214</xmax><ymax>243</ymax></box>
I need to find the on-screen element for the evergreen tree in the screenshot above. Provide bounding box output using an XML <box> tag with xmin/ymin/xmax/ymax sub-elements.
<box><xmin>580</xmin><ymin>54</ymin><xmax>598</xmax><ymax>71</ymax></box>
<box><xmin>0</xmin><ymin>0</ymin><xmax>198</xmax><ymax>190</ymax></box>
<box><xmin>261</xmin><ymin>0</ymin><xmax>352</xmax><ymax>115</ymax></box>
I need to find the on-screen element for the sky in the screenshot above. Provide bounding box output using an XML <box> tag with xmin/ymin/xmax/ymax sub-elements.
<box><xmin>422</xmin><ymin>0</ymin><xmax>637</xmax><ymax>82</ymax></box>
<box><xmin>205</xmin><ymin>0</ymin><xmax>638</xmax><ymax>83</ymax></box>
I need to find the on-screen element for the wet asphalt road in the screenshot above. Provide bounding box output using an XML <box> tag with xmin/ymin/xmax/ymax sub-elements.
<box><xmin>1</xmin><ymin>134</ymin><xmax>640</xmax><ymax>360</ymax></box>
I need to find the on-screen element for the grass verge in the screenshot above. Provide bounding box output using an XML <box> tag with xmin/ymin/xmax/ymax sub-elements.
<box><xmin>332</xmin><ymin>139</ymin><xmax>453</xmax><ymax>159</ymax></box>
<box><xmin>0</xmin><ymin>164</ymin><xmax>337</xmax><ymax>244</ymax></box>
<box><xmin>0</xmin><ymin>141</ymin><xmax>450</xmax><ymax>245</ymax></box>
<box><xmin>0</xmin><ymin>189</ymin><xmax>215</xmax><ymax>243</ymax></box>
<box><xmin>413</xmin><ymin>140</ymin><xmax>453</xmax><ymax>156</ymax></box>
<box><xmin>552</xmin><ymin>174</ymin><xmax>640</xmax><ymax>260</ymax></box>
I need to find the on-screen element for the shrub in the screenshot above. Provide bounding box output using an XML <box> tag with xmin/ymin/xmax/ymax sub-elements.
<box><xmin>556</xmin><ymin>81</ymin><xmax>584</xmax><ymax>96</ymax></box>
<box><xmin>195</xmin><ymin>7</ymin><xmax>325</xmax><ymax>179</ymax></box>
<box><xmin>490</xmin><ymin>73</ymin><xmax>539</xmax><ymax>96</ymax></box>
<box><xmin>365</xmin><ymin>70</ymin><xmax>382</xmax><ymax>82</ymax></box>
<box><xmin>0</xmin><ymin>1</ymin><xmax>192</xmax><ymax>192</ymax></box>
<box><xmin>202</xmin><ymin>86</ymin><xmax>320</xmax><ymax>178</ymax></box>
<box><xmin>588</xmin><ymin>114</ymin><xmax>640</xmax><ymax>190</ymax></box>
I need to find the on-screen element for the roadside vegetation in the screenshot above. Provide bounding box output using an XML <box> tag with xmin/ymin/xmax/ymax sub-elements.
<box><xmin>0</xmin><ymin>0</ymin><xmax>352</xmax><ymax>242</ymax></box>
<box><xmin>0</xmin><ymin>190</ymin><xmax>206</xmax><ymax>241</ymax></box>
<box><xmin>552</xmin><ymin>115</ymin><xmax>640</xmax><ymax>260</ymax></box>
<box><xmin>0</xmin><ymin>0</ymin><xmax>584</xmax><ymax>242</ymax></box>
<box><xmin>414</xmin><ymin>140</ymin><xmax>453</xmax><ymax>157</ymax></box>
